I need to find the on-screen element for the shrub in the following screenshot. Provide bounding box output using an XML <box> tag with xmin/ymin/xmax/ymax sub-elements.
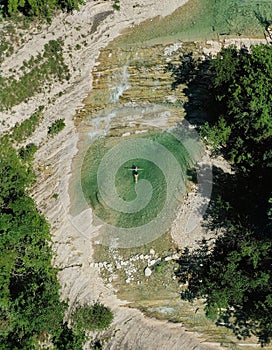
<box><xmin>19</xmin><ymin>143</ymin><xmax>38</xmax><ymax>161</ymax></box>
<box><xmin>72</xmin><ymin>302</ymin><xmax>114</xmax><ymax>332</ymax></box>
<box><xmin>48</xmin><ymin>119</ymin><xmax>65</xmax><ymax>135</ymax></box>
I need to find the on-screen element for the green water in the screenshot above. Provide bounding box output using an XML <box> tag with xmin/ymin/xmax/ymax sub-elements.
<box><xmin>112</xmin><ymin>0</ymin><xmax>272</xmax><ymax>46</ymax></box>
<box><xmin>81</xmin><ymin>132</ymin><xmax>192</xmax><ymax>229</ymax></box>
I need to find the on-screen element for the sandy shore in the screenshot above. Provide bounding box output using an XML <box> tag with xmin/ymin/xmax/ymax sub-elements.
<box><xmin>2</xmin><ymin>0</ymin><xmax>269</xmax><ymax>348</ymax></box>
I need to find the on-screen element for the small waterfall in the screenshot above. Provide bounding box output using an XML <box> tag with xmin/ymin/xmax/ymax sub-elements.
<box><xmin>88</xmin><ymin>111</ymin><xmax>116</xmax><ymax>140</ymax></box>
<box><xmin>109</xmin><ymin>65</ymin><xmax>130</xmax><ymax>103</ymax></box>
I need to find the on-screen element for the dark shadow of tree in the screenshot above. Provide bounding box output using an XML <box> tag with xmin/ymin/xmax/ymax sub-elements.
<box><xmin>167</xmin><ymin>52</ymin><xmax>218</xmax><ymax>127</ymax></box>
<box><xmin>175</xmin><ymin>165</ymin><xmax>272</xmax><ymax>346</ymax></box>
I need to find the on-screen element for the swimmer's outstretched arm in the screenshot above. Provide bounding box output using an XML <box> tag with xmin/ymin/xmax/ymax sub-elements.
<box><xmin>127</xmin><ymin>168</ymin><xmax>143</xmax><ymax>170</ymax></box>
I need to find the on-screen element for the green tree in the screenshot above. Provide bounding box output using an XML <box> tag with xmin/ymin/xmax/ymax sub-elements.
<box><xmin>53</xmin><ymin>322</ymin><xmax>86</xmax><ymax>350</ymax></box>
<box><xmin>177</xmin><ymin>226</ymin><xmax>272</xmax><ymax>344</ymax></box>
<box><xmin>176</xmin><ymin>44</ymin><xmax>272</xmax><ymax>345</ymax></box>
<box><xmin>203</xmin><ymin>44</ymin><xmax>272</xmax><ymax>173</ymax></box>
<box><xmin>0</xmin><ymin>138</ymin><xmax>84</xmax><ymax>348</ymax></box>
<box><xmin>48</xmin><ymin>118</ymin><xmax>65</xmax><ymax>135</ymax></box>
<box><xmin>1</xmin><ymin>0</ymin><xmax>85</xmax><ymax>18</ymax></box>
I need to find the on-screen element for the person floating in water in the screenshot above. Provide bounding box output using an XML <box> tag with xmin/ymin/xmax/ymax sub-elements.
<box><xmin>129</xmin><ymin>165</ymin><xmax>143</xmax><ymax>183</ymax></box>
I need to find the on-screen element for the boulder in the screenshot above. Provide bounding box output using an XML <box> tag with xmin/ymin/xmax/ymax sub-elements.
<box><xmin>149</xmin><ymin>249</ymin><xmax>155</xmax><ymax>255</ymax></box>
<box><xmin>145</xmin><ymin>266</ymin><xmax>152</xmax><ymax>277</ymax></box>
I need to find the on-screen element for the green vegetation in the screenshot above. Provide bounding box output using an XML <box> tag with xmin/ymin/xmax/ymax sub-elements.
<box><xmin>19</xmin><ymin>143</ymin><xmax>38</xmax><ymax>161</ymax></box>
<box><xmin>0</xmin><ymin>133</ymin><xmax>113</xmax><ymax>348</ymax></box>
<box><xmin>175</xmin><ymin>44</ymin><xmax>272</xmax><ymax>345</ymax></box>
<box><xmin>11</xmin><ymin>108</ymin><xmax>43</xmax><ymax>142</ymax></box>
<box><xmin>0</xmin><ymin>36</ymin><xmax>14</xmax><ymax>65</ymax></box>
<box><xmin>53</xmin><ymin>322</ymin><xmax>86</xmax><ymax>350</ymax></box>
<box><xmin>202</xmin><ymin>44</ymin><xmax>272</xmax><ymax>173</ymax></box>
<box><xmin>0</xmin><ymin>138</ymin><xmax>64</xmax><ymax>348</ymax></box>
<box><xmin>154</xmin><ymin>260</ymin><xmax>167</xmax><ymax>274</ymax></box>
<box><xmin>48</xmin><ymin>118</ymin><xmax>65</xmax><ymax>135</ymax></box>
<box><xmin>0</xmin><ymin>39</ymin><xmax>69</xmax><ymax>110</ymax></box>
<box><xmin>72</xmin><ymin>302</ymin><xmax>114</xmax><ymax>332</ymax></box>
<box><xmin>1</xmin><ymin>0</ymin><xmax>85</xmax><ymax>19</ymax></box>
<box><xmin>112</xmin><ymin>0</ymin><xmax>120</xmax><ymax>11</ymax></box>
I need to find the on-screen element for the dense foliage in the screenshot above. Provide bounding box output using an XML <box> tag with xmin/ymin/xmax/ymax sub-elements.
<box><xmin>0</xmin><ymin>120</ymin><xmax>114</xmax><ymax>347</ymax></box>
<box><xmin>202</xmin><ymin>44</ymin><xmax>272</xmax><ymax>173</ymax></box>
<box><xmin>48</xmin><ymin>118</ymin><xmax>65</xmax><ymax>135</ymax></box>
<box><xmin>176</xmin><ymin>44</ymin><xmax>272</xmax><ymax>345</ymax></box>
<box><xmin>0</xmin><ymin>138</ymin><xmax>104</xmax><ymax>348</ymax></box>
<box><xmin>72</xmin><ymin>302</ymin><xmax>114</xmax><ymax>332</ymax></box>
<box><xmin>0</xmin><ymin>139</ymin><xmax>63</xmax><ymax>348</ymax></box>
<box><xmin>1</xmin><ymin>0</ymin><xmax>85</xmax><ymax>18</ymax></box>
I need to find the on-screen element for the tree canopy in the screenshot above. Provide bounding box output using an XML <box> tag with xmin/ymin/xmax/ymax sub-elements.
<box><xmin>203</xmin><ymin>44</ymin><xmax>272</xmax><ymax>173</ymax></box>
<box><xmin>1</xmin><ymin>0</ymin><xmax>85</xmax><ymax>18</ymax></box>
<box><xmin>176</xmin><ymin>44</ymin><xmax>272</xmax><ymax>345</ymax></box>
<box><xmin>0</xmin><ymin>138</ymin><xmax>112</xmax><ymax>348</ymax></box>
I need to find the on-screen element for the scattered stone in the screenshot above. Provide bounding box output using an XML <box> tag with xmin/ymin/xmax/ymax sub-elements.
<box><xmin>125</xmin><ymin>278</ymin><xmax>131</xmax><ymax>284</ymax></box>
<box><xmin>98</xmin><ymin>262</ymin><xmax>104</xmax><ymax>268</ymax></box>
<box><xmin>145</xmin><ymin>266</ymin><xmax>152</xmax><ymax>277</ymax></box>
<box><xmin>135</xmin><ymin>130</ymin><xmax>148</xmax><ymax>134</ymax></box>
<box><xmin>149</xmin><ymin>249</ymin><xmax>155</xmax><ymax>255</ymax></box>
<box><xmin>139</xmin><ymin>254</ymin><xmax>144</xmax><ymax>260</ymax></box>
<box><xmin>148</xmin><ymin>258</ymin><xmax>161</xmax><ymax>267</ymax></box>
<box><xmin>148</xmin><ymin>259</ymin><xmax>156</xmax><ymax>266</ymax></box>
<box><xmin>165</xmin><ymin>253</ymin><xmax>179</xmax><ymax>261</ymax></box>
<box><xmin>122</xmin><ymin>132</ymin><xmax>131</xmax><ymax>137</ymax></box>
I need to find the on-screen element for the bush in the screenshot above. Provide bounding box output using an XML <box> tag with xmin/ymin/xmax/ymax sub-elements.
<box><xmin>19</xmin><ymin>143</ymin><xmax>38</xmax><ymax>161</ymax></box>
<box><xmin>113</xmin><ymin>0</ymin><xmax>120</xmax><ymax>10</ymax></box>
<box><xmin>48</xmin><ymin>119</ymin><xmax>65</xmax><ymax>135</ymax></box>
<box><xmin>72</xmin><ymin>302</ymin><xmax>114</xmax><ymax>332</ymax></box>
